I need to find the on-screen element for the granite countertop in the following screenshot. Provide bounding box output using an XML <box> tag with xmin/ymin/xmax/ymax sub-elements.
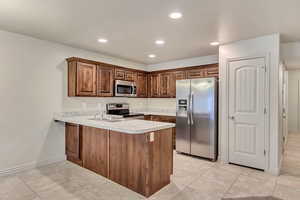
<box><xmin>139</xmin><ymin>111</ymin><xmax>176</xmax><ymax>117</ymax></box>
<box><xmin>54</xmin><ymin>115</ymin><xmax>175</xmax><ymax>134</ymax></box>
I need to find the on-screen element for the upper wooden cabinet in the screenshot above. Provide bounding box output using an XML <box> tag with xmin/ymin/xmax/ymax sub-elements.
<box><xmin>136</xmin><ymin>73</ymin><xmax>148</xmax><ymax>98</ymax></box>
<box><xmin>186</xmin><ymin>68</ymin><xmax>205</xmax><ymax>79</ymax></box>
<box><xmin>160</xmin><ymin>72</ymin><xmax>176</xmax><ymax>98</ymax></box>
<box><xmin>148</xmin><ymin>73</ymin><xmax>160</xmax><ymax>97</ymax></box>
<box><xmin>125</xmin><ymin>71</ymin><xmax>137</xmax><ymax>82</ymax></box>
<box><xmin>76</xmin><ymin>62</ymin><xmax>97</xmax><ymax>96</ymax></box>
<box><xmin>115</xmin><ymin>68</ymin><xmax>126</xmax><ymax>80</ymax></box>
<box><xmin>67</xmin><ymin>58</ymin><xmax>114</xmax><ymax>97</ymax></box>
<box><xmin>205</xmin><ymin>66</ymin><xmax>219</xmax><ymax>77</ymax></box>
<box><xmin>115</xmin><ymin>67</ymin><xmax>137</xmax><ymax>82</ymax></box>
<box><xmin>67</xmin><ymin>57</ymin><xmax>218</xmax><ymax>98</ymax></box>
<box><xmin>97</xmin><ymin>64</ymin><xmax>114</xmax><ymax>97</ymax></box>
<box><xmin>175</xmin><ymin>71</ymin><xmax>186</xmax><ymax>80</ymax></box>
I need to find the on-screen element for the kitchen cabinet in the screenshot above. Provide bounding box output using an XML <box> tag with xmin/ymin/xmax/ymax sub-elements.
<box><xmin>109</xmin><ymin>129</ymin><xmax>173</xmax><ymax>197</ymax></box>
<box><xmin>76</xmin><ymin>62</ymin><xmax>97</xmax><ymax>96</ymax></box>
<box><xmin>125</xmin><ymin>71</ymin><xmax>137</xmax><ymax>81</ymax></box>
<box><xmin>67</xmin><ymin>57</ymin><xmax>219</xmax><ymax>98</ymax></box>
<box><xmin>205</xmin><ymin>66</ymin><xmax>219</xmax><ymax>77</ymax></box>
<box><xmin>63</xmin><ymin>123</ymin><xmax>173</xmax><ymax>197</ymax></box>
<box><xmin>115</xmin><ymin>68</ymin><xmax>126</xmax><ymax>80</ymax></box>
<box><xmin>65</xmin><ymin>123</ymin><xmax>82</xmax><ymax>166</ymax></box>
<box><xmin>186</xmin><ymin>68</ymin><xmax>205</xmax><ymax>79</ymax></box>
<box><xmin>115</xmin><ymin>67</ymin><xmax>137</xmax><ymax>81</ymax></box>
<box><xmin>144</xmin><ymin>115</ymin><xmax>176</xmax><ymax>149</ymax></box>
<box><xmin>136</xmin><ymin>72</ymin><xmax>148</xmax><ymax>97</ymax></box>
<box><xmin>67</xmin><ymin>58</ymin><xmax>114</xmax><ymax>97</ymax></box>
<box><xmin>97</xmin><ymin>64</ymin><xmax>114</xmax><ymax>97</ymax></box>
<box><xmin>175</xmin><ymin>71</ymin><xmax>186</xmax><ymax>80</ymax></box>
<box><xmin>82</xmin><ymin>126</ymin><xmax>108</xmax><ymax>177</ymax></box>
<box><xmin>148</xmin><ymin>73</ymin><xmax>160</xmax><ymax>97</ymax></box>
<box><xmin>160</xmin><ymin>72</ymin><xmax>176</xmax><ymax>98</ymax></box>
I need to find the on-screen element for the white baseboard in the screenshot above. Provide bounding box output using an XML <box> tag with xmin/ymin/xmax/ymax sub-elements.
<box><xmin>266</xmin><ymin>166</ymin><xmax>280</xmax><ymax>176</ymax></box>
<box><xmin>0</xmin><ymin>155</ymin><xmax>66</xmax><ymax>176</ymax></box>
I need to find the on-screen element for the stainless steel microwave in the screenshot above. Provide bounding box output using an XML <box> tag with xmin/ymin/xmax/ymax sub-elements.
<box><xmin>115</xmin><ymin>80</ymin><xmax>137</xmax><ymax>97</ymax></box>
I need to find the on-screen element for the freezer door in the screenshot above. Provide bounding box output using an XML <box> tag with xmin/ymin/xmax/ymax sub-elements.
<box><xmin>190</xmin><ymin>78</ymin><xmax>217</xmax><ymax>159</ymax></box>
<box><xmin>176</xmin><ymin>79</ymin><xmax>191</xmax><ymax>154</ymax></box>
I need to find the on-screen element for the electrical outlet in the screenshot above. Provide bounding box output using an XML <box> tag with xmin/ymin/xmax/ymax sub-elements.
<box><xmin>149</xmin><ymin>132</ymin><xmax>154</xmax><ymax>142</ymax></box>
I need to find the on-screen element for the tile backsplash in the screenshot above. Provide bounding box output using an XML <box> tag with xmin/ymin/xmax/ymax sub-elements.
<box><xmin>62</xmin><ymin>97</ymin><xmax>176</xmax><ymax>113</ymax></box>
<box><xmin>147</xmin><ymin>98</ymin><xmax>176</xmax><ymax>113</ymax></box>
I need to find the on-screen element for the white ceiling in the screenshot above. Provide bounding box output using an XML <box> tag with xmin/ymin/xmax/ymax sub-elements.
<box><xmin>0</xmin><ymin>0</ymin><xmax>300</xmax><ymax>64</ymax></box>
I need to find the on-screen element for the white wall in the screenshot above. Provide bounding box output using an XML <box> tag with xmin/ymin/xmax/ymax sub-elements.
<box><xmin>0</xmin><ymin>29</ymin><xmax>150</xmax><ymax>174</ymax></box>
<box><xmin>219</xmin><ymin>34</ymin><xmax>281</xmax><ymax>175</ymax></box>
<box><xmin>281</xmin><ymin>42</ymin><xmax>300</xmax><ymax>70</ymax></box>
<box><xmin>287</xmin><ymin>70</ymin><xmax>300</xmax><ymax>134</ymax></box>
<box><xmin>147</xmin><ymin>55</ymin><xmax>218</xmax><ymax>71</ymax></box>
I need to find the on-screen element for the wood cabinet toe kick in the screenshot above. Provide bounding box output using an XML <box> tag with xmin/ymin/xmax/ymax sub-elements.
<box><xmin>65</xmin><ymin>123</ymin><xmax>173</xmax><ymax>197</ymax></box>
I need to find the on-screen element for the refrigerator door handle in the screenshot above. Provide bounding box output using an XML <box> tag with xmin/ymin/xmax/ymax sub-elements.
<box><xmin>187</xmin><ymin>95</ymin><xmax>191</xmax><ymax>125</ymax></box>
<box><xmin>190</xmin><ymin>92</ymin><xmax>194</xmax><ymax>125</ymax></box>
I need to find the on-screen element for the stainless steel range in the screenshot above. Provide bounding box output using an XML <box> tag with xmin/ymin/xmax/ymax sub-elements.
<box><xmin>106</xmin><ymin>103</ymin><xmax>144</xmax><ymax>119</ymax></box>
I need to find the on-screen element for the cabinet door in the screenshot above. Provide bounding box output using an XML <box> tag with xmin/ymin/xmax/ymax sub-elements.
<box><xmin>169</xmin><ymin>72</ymin><xmax>176</xmax><ymax>97</ymax></box>
<box><xmin>125</xmin><ymin>71</ymin><xmax>137</xmax><ymax>82</ymax></box>
<box><xmin>175</xmin><ymin>71</ymin><xmax>186</xmax><ymax>80</ymax></box>
<box><xmin>186</xmin><ymin>69</ymin><xmax>205</xmax><ymax>79</ymax></box>
<box><xmin>115</xmin><ymin>68</ymin><xmax>126</xmax><ymax>80</ymax></box>
<box><xmin>76</xmin><ymin>62</ymin><xmax>97</xmax><ymax>96</ymax></box>
<box><xmin>137</xmin><ymin>73</ymin><xmax>148</xmax><ymax>97</ymax></box>
<box><xmin>205</xmin><ymin>66</ymin><xmax>219</xmax><ymax>77</ymax></box>
<box><xmin>160</xmin><ymin>73</ymin><xmax>176</xmax><ymax>98</ymax></box>
<box><xmin>82</xmin><ymin>126</ymin><xmax>108</xmax><ymax>177</ymax></box>
<box><xmin>149</xmin><ymin>74</ymin><xmax>160</xmax><ymax>97</ymax></box>
<box><xmin>65</xmin><ymin>123</ymin><xmax>82</xmax><ymax>166</ymax></box>
<box><xmin>160</xmin><ymin>73</ymin><xmax>170</xmax><ymax>97</ymax></box>
<box><xmin>97</xmin><ymin>65</ymin><xmax>114</xmax><ymax>97</ymax></box>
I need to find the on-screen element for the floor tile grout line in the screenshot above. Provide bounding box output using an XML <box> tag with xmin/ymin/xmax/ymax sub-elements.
<box><xmin>222</xmin><ymin>171</ymin><xmax>242</xmax><ymax>198</ymax></box>
<box><xmin>18</xmin><ymin>176</ymin><xmax>42</xmax><ymax>199</ymax></box>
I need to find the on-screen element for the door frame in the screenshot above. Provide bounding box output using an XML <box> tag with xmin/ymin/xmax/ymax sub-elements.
<box><xmin>220</xmin><ymin>53</ymin><xmax>270</xmax><ymax>171</ymax></box>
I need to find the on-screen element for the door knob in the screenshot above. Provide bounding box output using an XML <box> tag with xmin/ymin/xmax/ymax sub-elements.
<box><xmin>229</xmin><ymin>116</ymin><xmax>235</xmax><ymax>120</ymax></box>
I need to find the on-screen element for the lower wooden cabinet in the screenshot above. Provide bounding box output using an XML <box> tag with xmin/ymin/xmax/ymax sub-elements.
<box><xmin>65</xmin><ymin>123</ymin><xmax>82</xmax><ymax>166</ymax></box>
<box><xmin>82</xmin><ymin>126</ymin><xmax>108</xmax><ymax>177</ymax></box>
<box><xmin>144</xmin><ymin>115</ymin><xmax>176</xmax><ymax>149</ymax></box>
<box><xmin>65</xmin><ymin>124</ymin><xmax>173</xmax><ymax>197</ymax></box>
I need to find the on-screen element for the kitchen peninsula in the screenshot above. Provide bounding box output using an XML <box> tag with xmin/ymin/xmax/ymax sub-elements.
<box><xmin>54</xmin><ymin>115</ymin><xmax>175</xmax><ymax>197</ymax></box>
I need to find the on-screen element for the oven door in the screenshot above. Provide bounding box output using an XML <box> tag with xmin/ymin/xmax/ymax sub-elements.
<box><xmin>115</xmin><ymin>80</ymin><xmax>135</xmax><ymax>97</ymax></box>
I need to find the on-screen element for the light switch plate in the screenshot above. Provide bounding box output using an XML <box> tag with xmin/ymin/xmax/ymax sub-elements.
<box><xmin>149</xmin><ymin>132</ymin><xmax>154</xmax><ymax>142</ymax></box>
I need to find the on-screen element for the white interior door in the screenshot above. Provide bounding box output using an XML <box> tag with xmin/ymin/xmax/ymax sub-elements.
<box><xmin>228</xmin><ymin>57</ymin><xmax>266</xmax><ymax>170</ymax></box>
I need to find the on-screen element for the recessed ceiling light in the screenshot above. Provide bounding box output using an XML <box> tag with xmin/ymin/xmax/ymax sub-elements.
<box><xmin>169</xmin><ymin>12</ymin><xmax>182</xmax><ymax>19</ymax></box>
<box><xmin>155</xmin><ymin>40</ymin><xmax>165</xmax><ymax>45</ymax></box>
<box><xmin>210</xmin><ymin>41</ymin><xmax>219</xmax><ymax>46</ymax></box>
<box><xmin>148</xmin><ymin>54</ymin><xmax>156</xmax><ymax>58</ymax></box>
<box><xmin>98</xmin><ymin>38</ymin><xmax>108</xmax><ymax>43</ymax></box>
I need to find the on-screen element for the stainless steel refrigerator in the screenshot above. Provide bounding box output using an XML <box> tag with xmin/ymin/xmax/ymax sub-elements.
<box><xmin>176</xmin><ymin>77</ymin><xmax>218</xmax><ymax>161</ymax></box>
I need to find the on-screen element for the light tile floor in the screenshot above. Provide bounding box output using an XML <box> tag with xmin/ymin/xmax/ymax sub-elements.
<box><xmin>1</xmin><ymin>134</ymin><xmax>300</xmax><ymax>200</ymax></box>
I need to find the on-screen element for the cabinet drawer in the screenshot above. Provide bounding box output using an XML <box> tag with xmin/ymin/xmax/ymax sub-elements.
<box><xmin>205</xmin><ymin>67</ymin><xmax>219</xmax><ymax>77</ymax></box>
<box><xmin>186</xmin><ymin>69</ymin><xmax>205</xmax><ymax>79</ymax></box>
